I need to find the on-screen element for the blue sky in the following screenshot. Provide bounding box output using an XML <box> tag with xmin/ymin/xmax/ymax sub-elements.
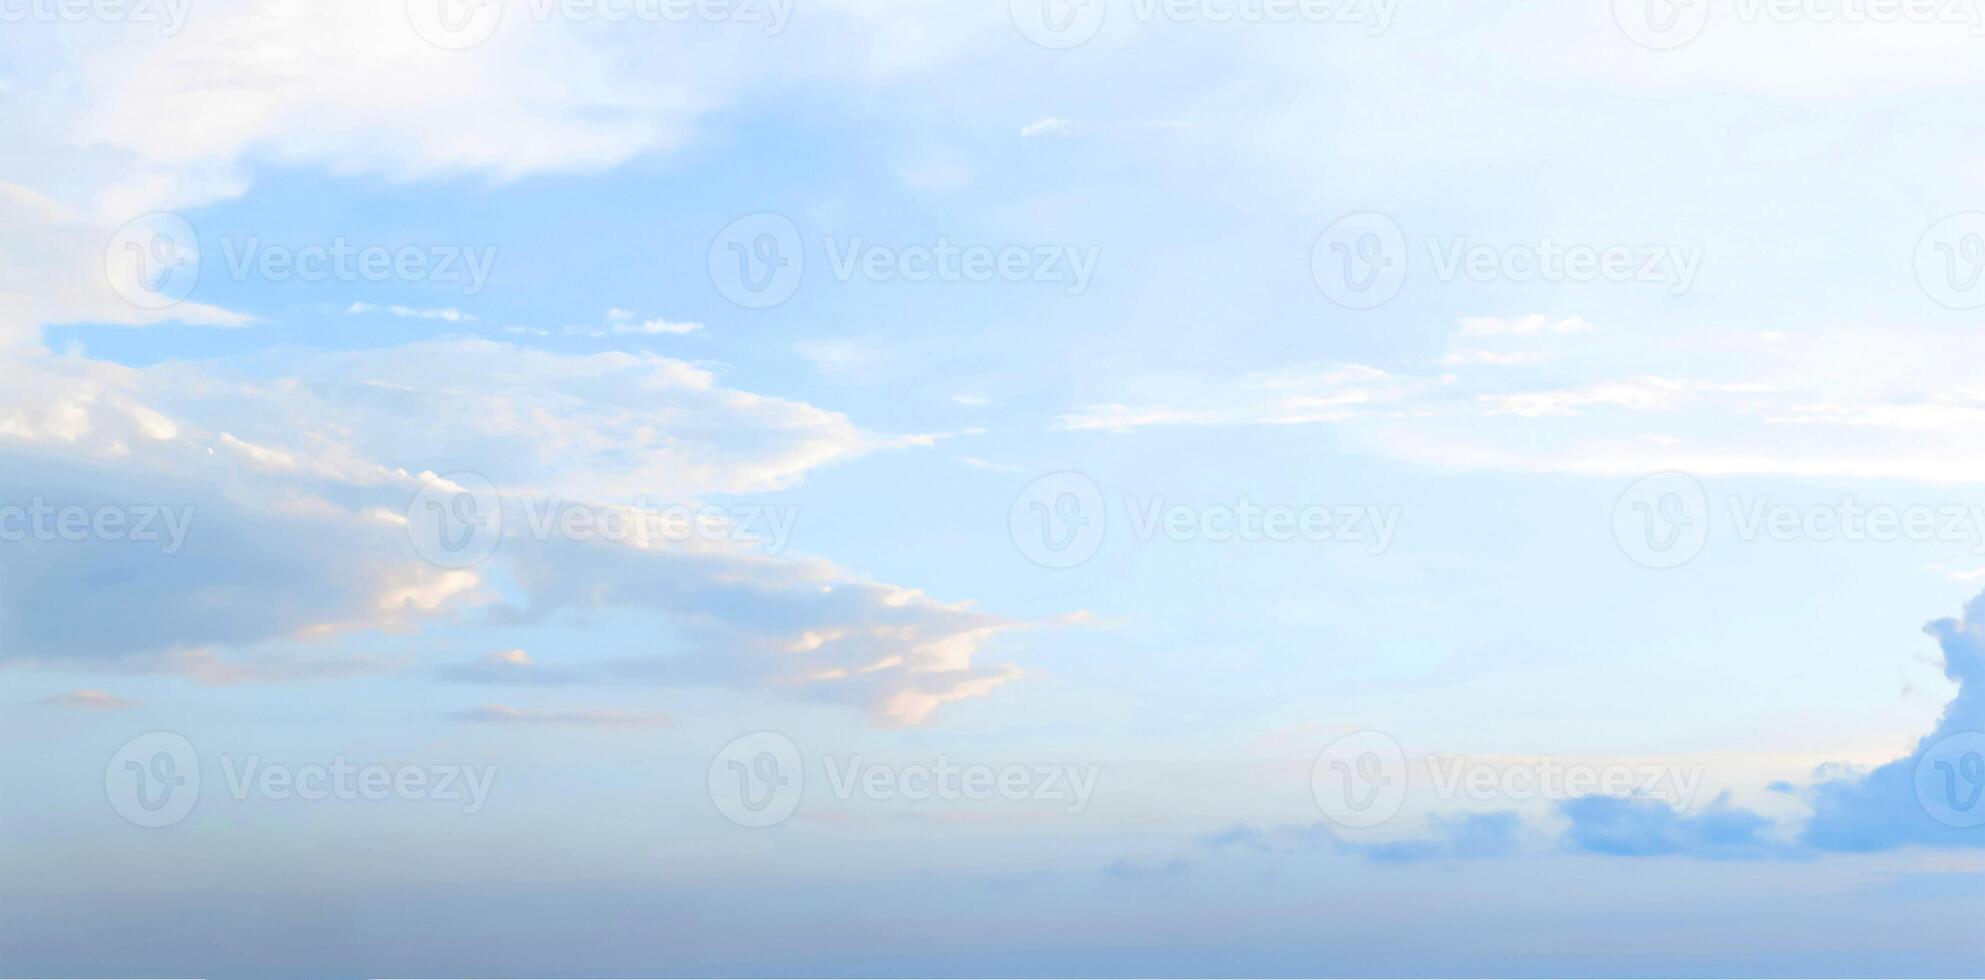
<box><xmin>5</xmin><ymin>0</ymin><xmax>1985</xmax><ymax>976</ymax></box>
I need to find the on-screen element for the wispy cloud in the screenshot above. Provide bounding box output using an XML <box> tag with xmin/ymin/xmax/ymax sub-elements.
<box><xmin>34</xmin><ymin>689</ymin><xmax>139</xmax><ymax>710</ymax></box>
<box><xmin>449</xmin><ymin>704</ymin><xmax>672</xmax><ymax>729</ymax></box>
<box><xmin>346</xmin><ymin>302</ymin><xmax>476</xmax><ymax>322</ymax></box>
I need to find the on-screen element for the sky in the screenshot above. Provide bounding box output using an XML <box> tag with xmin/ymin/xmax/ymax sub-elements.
<box><xmin>4</xmin><ymin>0</ymin><xmax>1985</xmax><ymax>976</ymax></box>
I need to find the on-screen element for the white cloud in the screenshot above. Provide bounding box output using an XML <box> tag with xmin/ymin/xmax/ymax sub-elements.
<box><xmin>1060</xmin><ymin>317</ymin><xmax>1985</xmax><ymax>484</ymax></box>
<box><xmin>1021</xmin><ymin>117</ymin><xmax>1078</xmax><ymax>138</ymax></box>
<box><xmin>347</xmin><ymin>302</ymin><xmax>476</xmax><ymax>322</ymax></box>
<box><xmin>0</xmin><ymin>337</ymin><xmax>1029</xmax><ymax>722</ymax></box>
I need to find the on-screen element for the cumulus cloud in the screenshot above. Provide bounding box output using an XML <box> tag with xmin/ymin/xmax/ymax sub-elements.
<box><xmin>1556</xmin><ymin>795</ymin><xmax>1783</xmax><ymax>860</ymax></box>
<box><xmin>0</xmin><ymin>338</ymin><xmax>1034</xmax><ymax>722</ymax></box>
<box><xmin>1557</xmin><ymin>589</ymin><xmax>1985</xmax><ymax>858</ymax></box>
<box><xmin>1795</xmin><ymin>591</ymin><xmax>1985</xmax><ymax>851</ymax></box>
